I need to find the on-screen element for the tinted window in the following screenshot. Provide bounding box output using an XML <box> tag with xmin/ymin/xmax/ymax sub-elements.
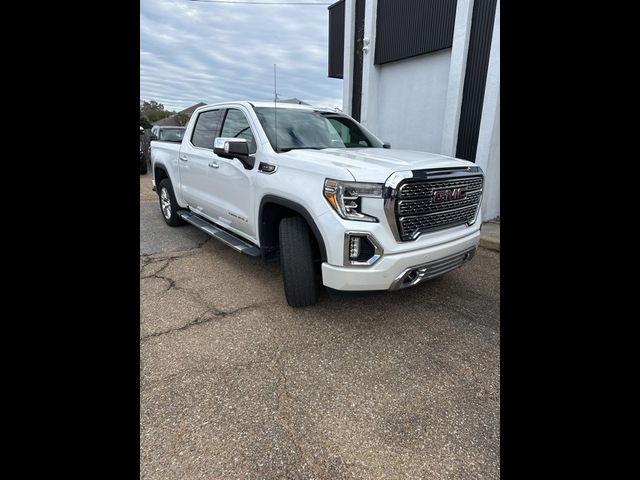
<box><xmin>191</xmin><ymin>110</ymin><xmax>223</xmax><ymax>149</ymax></box>
<box><xmin>220</xmin><ymin>109</ymin><xmax>257</xmax><ymax>154</ymax></box>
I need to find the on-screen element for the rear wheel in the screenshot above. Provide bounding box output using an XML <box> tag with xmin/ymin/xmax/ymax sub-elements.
<box><xmin>158</xmin><ymin>178</ymin><xmax>185</xmax><ymax>227</ymax></box>
<box><xmin>279</xmin><ymin>216</ymin><xmax>319</xmax><ymax>307</ymax></box>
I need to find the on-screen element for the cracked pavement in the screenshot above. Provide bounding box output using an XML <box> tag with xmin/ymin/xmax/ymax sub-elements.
<box><xmin>140</xmin><ymin>174</ymin><xmax>500</xmax><ymax>479</ymax></box>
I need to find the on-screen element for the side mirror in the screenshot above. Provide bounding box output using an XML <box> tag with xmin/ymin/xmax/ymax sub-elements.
<box><xmin>214</xmin><ymin>137</ymin><xmax>249</xmax><ymax>157</ymax></box>
<box><xmin>214</xmin><ymin>137</ymin><xmax>255</xmax><ymax>169</ymax></box>
<box><xmin>150</xmin><ymin>134</ymin><xmax>158</xmax><ymax>141</ymax></box>
<box><xmin>383</xmin><ymin>142</ymin><xmax>391</xmax><ymax>149</ymax></box>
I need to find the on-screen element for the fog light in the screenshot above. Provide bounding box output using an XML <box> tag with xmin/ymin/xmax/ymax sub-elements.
<box><xmin>349</xmin><ymin>236</ymin><xmax>361</xmax><ymax>259</ymax></box>
<box><xmin>344</xmin><ymin>232</ymin><xmax>383</xmax><ymax>266</ymax></box>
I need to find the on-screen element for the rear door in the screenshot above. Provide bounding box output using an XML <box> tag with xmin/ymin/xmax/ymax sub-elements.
<box><xmin>178</xmin><ymin>109</ymin><xmax>224</xmax><ymax>212</ymax></box>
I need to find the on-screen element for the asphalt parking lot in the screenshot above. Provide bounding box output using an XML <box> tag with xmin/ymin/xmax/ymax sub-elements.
<box><xmin>140</xmin><ymin>173</ymin><xmax>500</xmax><ymax>479</ymax></box>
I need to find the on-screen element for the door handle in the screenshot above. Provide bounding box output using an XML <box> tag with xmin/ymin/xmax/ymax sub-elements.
<box><xmin>208</xmin><ymin>162</ymin><xmax>219</xmax><ymax>169</ymax></box>
<box><xmin>179</xmin><ymin>155</ymin><xmax>188</xmax><ymax>162</ymax></box>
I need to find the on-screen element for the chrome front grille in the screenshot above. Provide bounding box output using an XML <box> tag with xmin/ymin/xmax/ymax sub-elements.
<box><xmin>393</xmin><ymin>172</ymin><xmax>483</xmax><ymax>241</ymax></box>
<box><xmin>398</xmin><ymin>190</ymin><xmax>482</xmax><ymax>216</ymax></box>
<box><xmin>398</xmin><ymin>177</ymin><xmax>483</xmax><ymax>199</ymax></box>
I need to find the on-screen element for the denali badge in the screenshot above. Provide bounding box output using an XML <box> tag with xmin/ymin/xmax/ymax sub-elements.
<box><xmin>433</xmin><ymin>188</ymin><xmax>466</xmax><ymax>203</ymax></box>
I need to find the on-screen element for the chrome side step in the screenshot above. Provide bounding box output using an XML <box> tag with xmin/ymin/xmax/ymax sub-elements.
<box><xmin>179</xmin><ymin>211</ymin><xmax>261</xmax><ymax>257</ymax></box>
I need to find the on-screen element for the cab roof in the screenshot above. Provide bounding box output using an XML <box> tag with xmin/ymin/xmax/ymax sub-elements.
<box><xmin>198</xmin><ymin>101</ymin><xmax>340</xmax><ymax>113</ymax></box>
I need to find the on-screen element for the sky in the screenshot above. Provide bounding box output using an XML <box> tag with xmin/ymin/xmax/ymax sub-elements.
<box><xmin>140</xmin><ymin>0</ymin><xmax>343</xmax><ymax>112</ymax></box>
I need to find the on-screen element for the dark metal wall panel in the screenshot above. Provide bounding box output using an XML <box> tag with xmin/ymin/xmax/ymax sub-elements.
<box><xmin>351</xmin><ymin>0</ymin><xmax>365</xmax><ymax>121</ymax></box>
<box><xmin>374</xmin><ymin>0</ymin><xmax>457</xmax><ymax>65</ymax></box>
<box><xmin>456</xmin><ymin>0</ymin><xmax>498</xmax><ymax>162</ymax></box>
<box><xmin>328</xmin><ymin>0</ymin><xmax>345</xmax><ymax>79</ymax></box>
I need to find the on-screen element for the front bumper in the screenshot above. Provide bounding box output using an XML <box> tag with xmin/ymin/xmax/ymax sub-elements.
<box><xmin>321</xmin><ymin>229</ymin><xmax>480</xmax><ymax>291</ymax></box>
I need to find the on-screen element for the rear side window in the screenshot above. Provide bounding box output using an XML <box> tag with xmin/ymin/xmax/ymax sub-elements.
<box><xmin>220</xmin><ymin>109</ymin><xmax>257</xmax><ymax>154</ymax></box>
<box><xmin>191</xmin><ymin>110</ymin><xmax>223</xmax><ymax>149</ymax></box>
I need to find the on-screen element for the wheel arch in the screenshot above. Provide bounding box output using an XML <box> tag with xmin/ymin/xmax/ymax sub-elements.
<box><xmin>154</xmin><ymin>163</ymin><xmax>169</xmax><ymax>188</ymax></box>
<box><xmin>258</xmin><ymin>195</ymin><xmax>327</xmax><ymax>262</ymax></box>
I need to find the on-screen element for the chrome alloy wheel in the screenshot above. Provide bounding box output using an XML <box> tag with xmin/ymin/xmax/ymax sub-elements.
<box><xmin>160</xmin><ymin>187</ymin><xmax>171</xmax><ymax>220</ymax></box>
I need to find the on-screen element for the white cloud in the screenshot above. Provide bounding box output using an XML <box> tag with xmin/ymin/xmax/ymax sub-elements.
<box><xmin>140</xmin><ymin>0</ymin><xmax>342</xmax><ymax>112</ymax></box>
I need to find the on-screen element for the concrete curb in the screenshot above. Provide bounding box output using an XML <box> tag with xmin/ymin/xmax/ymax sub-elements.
<box><xmin>480</xmin><ymin>222</ymin><xmax>500</xmax><ymax>252</ymax></box>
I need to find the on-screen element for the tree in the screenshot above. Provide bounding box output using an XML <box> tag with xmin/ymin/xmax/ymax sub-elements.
<box><xmin>140</xmin><ymin>100</ymin><xmax>175</xmax><ymax>124</ymax></box>
<box><xmin>139</xmin><ymin>115</ymin><xmax>152</xmax><ymax>129</ymax></box>
<box><xmin>175</xmin><ymin>113</ymin><xmax>190</xmax><ymax>126</ymax></box>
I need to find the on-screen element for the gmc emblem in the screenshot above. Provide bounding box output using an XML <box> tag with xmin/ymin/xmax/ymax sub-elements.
<box><xmin>433</xmin><ymin>188</ymin><xmax>466</xmax><ymax>203</ymax></box>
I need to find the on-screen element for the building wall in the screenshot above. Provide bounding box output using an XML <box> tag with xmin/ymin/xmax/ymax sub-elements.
<box><xmin>473</xmin><ymin>0</ymin><xmax>499</xmax><ymax>220</ymax></box>
<box><xmin>336</xmin><ymin>0</ymin><xmax>500</xmax><ymax>220</ymax></box>
<box><xmin>480</xmin><ymin>93</ymin><xmax>499</xmax><ymax>220</ymax></box>
<box><xmin>375</xmin><ymin>50</ymin><xmax>451</xmax><ymax>152</ymax></box>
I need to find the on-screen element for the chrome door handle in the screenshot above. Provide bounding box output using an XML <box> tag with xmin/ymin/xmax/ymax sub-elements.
<box><xmin>208</xmin><ymin>162</ymin><xmax>219</xmax><ymax>168</ymax></box>
<box><xmin>179</xmin><ymin>155</ymin><xmax>188</xmax><ymax>162</ymax></box>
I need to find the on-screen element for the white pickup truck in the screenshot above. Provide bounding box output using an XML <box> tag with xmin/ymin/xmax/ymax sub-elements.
<box><xmin>150</xmin><ymin>101</ymin><xmax>484</xmax><ymax>307</ymax></box>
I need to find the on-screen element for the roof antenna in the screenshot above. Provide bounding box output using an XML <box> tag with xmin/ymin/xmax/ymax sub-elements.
<box><xmin>274</xmin><ymin>64</ymin><xmax>278</xmax><ymax>153</ymax></box>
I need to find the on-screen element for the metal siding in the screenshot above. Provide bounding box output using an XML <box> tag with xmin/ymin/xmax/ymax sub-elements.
<box><xmin>351</xmin><ymin>0</ymin><xmax>365</xmax><ymax>121</ymax></box>
<box><xmin>328</xmin><ymin>1</ymin><xmax>345</xmax><ymax>79</ymax></box>
<box><xmin>374</xmin><ymin>0</ymin><xmax>457</xmax><ymax>65</ymax></box>
<box><xmin>456</xmin><ymin>0</ymin><xmax>498</xmax><ymax>161</ymax></box>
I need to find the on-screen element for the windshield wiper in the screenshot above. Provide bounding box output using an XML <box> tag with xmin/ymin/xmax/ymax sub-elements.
<box><xmin>277</xmin><ymin>147</ymin><xmax>326</xmax><ymax>153</ymax></box>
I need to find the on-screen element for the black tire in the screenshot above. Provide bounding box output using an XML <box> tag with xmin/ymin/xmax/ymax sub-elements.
<box><xmin>140</xmin><ymin>156</ymin><xmax>148</xmax><ymax>174</ymax></box>
<box><xmin>279</xmin><ymin>216</ymin><xmax>319</xmax><ymax>307</ymax></box>
<box><xmin>158</xmin><ymin>178</ymin><xmax>185</xmax><ymax>227</ymax></box>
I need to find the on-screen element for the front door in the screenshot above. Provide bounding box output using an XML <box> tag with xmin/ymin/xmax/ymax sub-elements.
<box><xmin>206</xmin><ymin>108</ymin><xmax>259</xmax><ymax>241</ymax></box>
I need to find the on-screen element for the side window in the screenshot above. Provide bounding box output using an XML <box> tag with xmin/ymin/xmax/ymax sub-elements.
<box><xmin>220</xmin><ymin>109</ymin><xmax>257</xmax><ymax>154</ymax></box>
<box><xmin>191</xmin><ymin>110</ymin><xmax>223</xmax><ymax>149</ymax></box>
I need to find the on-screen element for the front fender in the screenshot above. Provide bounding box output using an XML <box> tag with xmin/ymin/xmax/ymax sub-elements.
<box><xmin>258</xmin><ymin>195</ymin><xmax>328</xmax><ymax>262</ymax></box>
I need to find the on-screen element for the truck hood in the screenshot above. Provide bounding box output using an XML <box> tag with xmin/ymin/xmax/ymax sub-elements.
<box><xmin>281</xmin><ymin>148</ymin><xmax>473</xmax><ymax>183</ymax></box>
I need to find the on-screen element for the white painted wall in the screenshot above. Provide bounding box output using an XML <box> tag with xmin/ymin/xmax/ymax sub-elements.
<box><xmin>481</xmin><ymin>94</ymin><xmax>499</xmax><ymax>221</ymax></box>
<box><xmin>360</xmin><ymin>0</ymin><xmax>380</xmax><ymax>134</ymax></box>
<box><xmin>375</xmin><ymin>50</ymin><xmax>451</xmax><ymax>153</ymax></box>
<box><xmin>441</xmin><ymin>0</ymin><xmax>475</xmax><ymax>156</ymax></box>
<box><xmin>475</xmin><ymin>0</ymin><xmax>500</xmax><ymax>220</ymax></box>
<box><xmin>342</xmin><ymin>0</ymin><xmax>355</xmax><ymax>116</ymax></box>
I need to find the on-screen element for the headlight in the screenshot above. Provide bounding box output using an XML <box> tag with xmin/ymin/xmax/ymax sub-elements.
<box><xmin>323</xmin><ymin>178</ymin><xmax>384</xmax><ymax>222</ymax></box>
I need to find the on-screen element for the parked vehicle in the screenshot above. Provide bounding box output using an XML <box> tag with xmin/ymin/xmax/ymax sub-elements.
<box><xmin>148</xmin><ymin>126</ymin><xmax>186</xmax><ymax>166</ymax></box>
<box><xmin>150</xmin><ymin>102</ymin><xmax>484</xmax><ymax>307</ymax></box>
<box><xmin>151</xmin><ymin>125</ymin><xmax>186</xmax><ymax>141</ymax></box>
<box><xmin>140</xmin><ymin>127</ymin><xmax>147</xmax><ymax>174</ymax></box>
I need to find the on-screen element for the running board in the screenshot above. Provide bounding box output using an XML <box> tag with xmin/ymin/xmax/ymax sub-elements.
<box><xmin>179</xmin><ymin>211</ymin><xmax>261</xmax><ymax>257</ymax></box>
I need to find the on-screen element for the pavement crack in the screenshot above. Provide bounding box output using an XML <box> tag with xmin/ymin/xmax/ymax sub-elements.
<box><xmin>269</xmin><ymin>343</ymin><xmax>329</xmax><ymax>479</ymax></box>
<box><xmin>140</xmin><ymin>303</ymin><xmax>264</xmax><ymax>341</ymax></box>
<box><xmin>141</xmin><ymin>255</ymin><xmax>203</xmax><ymax>296</ymax></box>
<box><xmin>141</xmin><ymin>265</ymin><xmax>177</xmax><ymax>293</ymax></box>
<box><xmin>139</xmin><ymin>248</ymin><xmax>202</xmax><ymax>274</ymax></box>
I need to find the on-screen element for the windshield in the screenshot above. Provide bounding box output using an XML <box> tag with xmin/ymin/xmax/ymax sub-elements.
<box><xmin>253</xmin><ymin>107</ymin><xmax>383</xmax><ymax>152</ymax></box>
<box><xmin>158</xmin><ymin>128</ymin><xmax>185</xmax><ymax>142</ymax></box>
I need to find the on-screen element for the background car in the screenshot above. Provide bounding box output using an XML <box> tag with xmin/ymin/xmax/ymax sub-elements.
<box><xmin>148</xmin><ymin>126</ymin><xmax>186</xmax><ymax>164</ymax></box>
<box><xmin>140</xmin><ymin>126</ymin><xmax>147</xmax><ymax>174</ymax></box>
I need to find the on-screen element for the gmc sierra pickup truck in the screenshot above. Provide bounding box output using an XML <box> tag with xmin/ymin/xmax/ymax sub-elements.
<box><xmin>150</xmin><ymin>101</ymin><xmax>484</xmax><ymax>307</ymax></box>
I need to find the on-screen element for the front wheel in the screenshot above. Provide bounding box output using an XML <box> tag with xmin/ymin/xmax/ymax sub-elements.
<box><xmin>158</xmin><ymin>178</ymin><xmax>185</xmax><ymax>227</ymax></box>
<box><xmin>279</xmin><ymin>216</ymin><xmax>319</xmax><ymax>307</ymax></box>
